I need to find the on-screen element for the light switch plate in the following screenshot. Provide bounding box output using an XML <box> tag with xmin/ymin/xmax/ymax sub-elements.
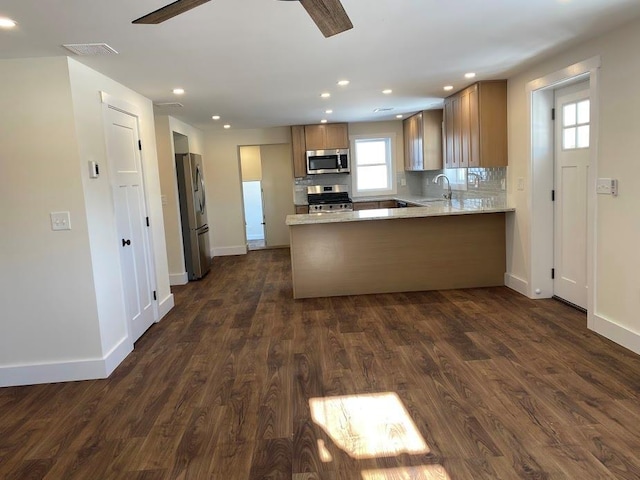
<box><xmin>50</xmin><ymin>211</ymin><xmax>71</xmax><ymax>231</ymax></box>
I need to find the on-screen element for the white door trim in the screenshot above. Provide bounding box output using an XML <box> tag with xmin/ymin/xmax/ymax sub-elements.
<box><xmin>526</xmin><ymin>57</ymin><xmax>600</xmax><ymax>326</ymax></box>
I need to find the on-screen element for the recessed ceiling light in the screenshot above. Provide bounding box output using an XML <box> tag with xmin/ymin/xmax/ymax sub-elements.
<box><xmin>396</xmin><ymin>114</ymin><xmax>404</xmax><ymax>119</ymax></box>
<box><xmin>0</xmin><ymin>18</ymin><xmax>17</xmax><ymax>29</ymax></box>
<box><xmin>320</xmin><ymin>92</ymin><xmax>331</xmax><ymax>98</ymax></box>
<box><xmin>337</xmin><ymin>80</ymin><xmax>350</xmax><ymax>86</ymax></box>
<box><xmin>173</xmin><ymin>88</ymin><xmax>185</xmax><ymax>95</ymax></box>
<box><xmin>325</xmin><ymin>109</ymin><xmax>333</xmax><ymax>114</ymax></box>
<box><xmin>444</xmin><ymin>85</ymin><xmax>454</xmax><ymax>91</ymax></box>
<box><xmin>382</xmin><ymin>89</ymin><xmax>393</xmax><ymax>95</ymax></box>
<box><xmin>212</xmin><ymin>115</ymin><xmax>221</xmax><ymax>120</ymax></box>
<box><xmin>223</xmin><ymin>124</ymin><xmax>231</xmax><ymax>129</ymax></box>
<box><xmin>464</xmin><ymin>72</ymin><xmax>476</xmax><ymax>79</ymax></box>
<box><xmin>320</xmin><ymin>119</ymin><xmax>328</xmax><ymax>124</ymax></box>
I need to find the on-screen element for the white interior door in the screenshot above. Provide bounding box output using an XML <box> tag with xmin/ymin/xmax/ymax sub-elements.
<box><xmin>104</xmin><ymin>106</ymin><xmax>155</xmax><ymax>342</ymax></box>
<box><xmin>260</xmin><ymin>144</ymin><xmax>295</xmax><ymax>247</ymax></box>
<box><xmin>554</xmin><ymin>82</ymin><xmax>590</xmax><ymax>309</ymax></box>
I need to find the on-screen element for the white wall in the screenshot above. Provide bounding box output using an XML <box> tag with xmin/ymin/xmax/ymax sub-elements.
<box><xmin>506</xmin><ymin>17</ymin><xmax>640</xmax><ymax>352</ymax></box>
<box><xmin>154</xmin><ymin>115</ymin><xmax>205</xmax><ymax>283</ymax></box>
<box><xmin>203</xmin><ymin>127</ymin><xmax>291</xmax><ymax>255</ymax></box>
<box><xmin>0</xmin><ymin>58</ymin><xmax>103</xmax><ymax>376</ymax></box>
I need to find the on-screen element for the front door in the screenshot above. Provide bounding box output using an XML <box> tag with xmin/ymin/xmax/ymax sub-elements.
<box><xmin>554</xmin><ymin>82</ymin><xmax>590</xmax><ymax>309</ymax></box>
<box><xmin>104</xmin><ymin>106</ymin><xmax>155</xmax><ymax>342</ymax></box>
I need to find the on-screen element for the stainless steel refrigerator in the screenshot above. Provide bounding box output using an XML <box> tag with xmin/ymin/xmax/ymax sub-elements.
<box><xmin>176</xmin><ymin>153</ymin><xmax>211</xmax><ymax>280</ymax></box>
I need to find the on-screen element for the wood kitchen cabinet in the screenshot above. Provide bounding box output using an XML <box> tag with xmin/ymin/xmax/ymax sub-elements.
<box><xmin>291</xmin><ymin>125</ymin><xmax>307</xmax><ymax>178</ymax></box>
<box><xmin>443</xmin><ymin>80</ymin><xmax>507</xmax><ymax>168</ymax></box>
<box><xmin>304</xmin><ymin>123</ymin><xmax>349</xmax><ymax>150</ymax></box>
<box><xmin>403</xmin><ymin>110</ymin><xmax>443</xmax><ymax>171</ymax></box>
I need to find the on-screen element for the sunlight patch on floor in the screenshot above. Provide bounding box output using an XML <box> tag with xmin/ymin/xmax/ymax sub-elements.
<box><xmin>309</xmin><ymin>392</ymin><xmax>430</xmax><ymax>460</ymax></box>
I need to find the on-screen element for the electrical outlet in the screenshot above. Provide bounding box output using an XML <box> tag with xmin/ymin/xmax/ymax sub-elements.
<box><xmin>50</xmin><ymin>211</ymin><xmax>71</xmax><ymax>231</ymax></box>
<box><xmin>517</xmin><ymin>177</ymin><xmax>525</xmax><ymax>191</ymax></box>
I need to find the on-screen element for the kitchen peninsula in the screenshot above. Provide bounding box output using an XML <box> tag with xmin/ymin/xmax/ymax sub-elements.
<box><xmin>286</xmin><ymin>202</ymin><xmax>514</xmax><ymax>299</ymax></box>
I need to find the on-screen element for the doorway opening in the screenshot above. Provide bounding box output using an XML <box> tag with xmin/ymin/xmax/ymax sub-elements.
<box><xmin>242</xmin><ymin>180</ymin><xmax>266</xmax><ymax>250</ymax></box>
<box><xmin>239</xmin><ymin>144</ymin><xmax>294</xmax><ymax>251</ymax></box>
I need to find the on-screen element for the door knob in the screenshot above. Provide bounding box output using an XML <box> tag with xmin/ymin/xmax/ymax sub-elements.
<box><xmin>122</xmin><ymin>239</ymin><xmax>131</xmax><ymax>247</ymax></box>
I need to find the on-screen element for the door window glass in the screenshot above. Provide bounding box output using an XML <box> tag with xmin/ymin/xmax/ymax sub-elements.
<box><xmin>562</xmin><ymin>99</ymin><xmax>590</xmax><ymax>150</ymax></box>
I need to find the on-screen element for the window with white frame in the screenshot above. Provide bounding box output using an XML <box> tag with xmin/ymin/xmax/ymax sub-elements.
<box><xmin>351</xmin><ymin>134</ymin><xmax>396</xmax><ymax>196</ymax></box>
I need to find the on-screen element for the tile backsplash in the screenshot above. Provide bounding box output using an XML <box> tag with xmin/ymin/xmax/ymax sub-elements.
<box><xmin>293</xmin><ymin>167</ymin><xmax>506</xmax><ymax>204</ymax></box>
<box><xmin>418</xmin><ymin>167</ymin><xmax>507</xmax><ymax>201</ymax></box>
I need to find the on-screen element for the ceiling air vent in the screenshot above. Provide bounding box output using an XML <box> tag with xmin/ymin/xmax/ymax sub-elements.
<box><xmin>62</xmin><ymin>43</ymin><xmax>118</xmax><ymax>56</ymax></box>
<box><xmin>374</xmin><ymin>107</ymin><xmax>394</xmax><ymax>113</ymax></box>
<box><xmin>154</xmin><ymin>102</ymin><xmax>184</xmax><ymax>108</ymax></box>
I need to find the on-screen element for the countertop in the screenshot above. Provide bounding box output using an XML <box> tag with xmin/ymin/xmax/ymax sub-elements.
<box><xmin>286</xmin><ymin>198</ymin><xmax>514</xmax><ymax>226</ymax></box>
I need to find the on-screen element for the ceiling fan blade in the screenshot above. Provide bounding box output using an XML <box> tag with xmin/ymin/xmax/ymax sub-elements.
<box><xmin>133</xmin><ymin>0</ymin><xmax>212</xmax><ymax>24</ymax></box>
<box><xmin>298</xmin><ymin>0</ymin><xmax>353</xmax><ymax>38</ymax></box>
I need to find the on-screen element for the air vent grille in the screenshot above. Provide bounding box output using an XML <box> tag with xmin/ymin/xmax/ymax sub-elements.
<box><xmin>154</xmin><ymin>102</ymin><xmax>184</xmax><ymax>108</ymax></box>
<box><xmin>374</xmin><ymin>107</ymin><xmax>394</xmax><ymax>113</ymax></box>
<box><xmin>62</xmin><ymin>43</ymin><xmax>118</xmax><ymax>56</ymax></box>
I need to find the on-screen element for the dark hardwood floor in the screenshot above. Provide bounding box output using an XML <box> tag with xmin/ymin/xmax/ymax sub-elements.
<box><xmin>2</xmin><ymin>249</ymin><xmax>640</xmax><ymax>479</ymax></box>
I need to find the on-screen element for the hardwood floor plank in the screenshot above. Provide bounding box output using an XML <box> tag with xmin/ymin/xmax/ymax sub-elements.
<box><xmin>2</xmin><ymin>249</ymin><xmax>640</xmax><ymax>479</ymax></box>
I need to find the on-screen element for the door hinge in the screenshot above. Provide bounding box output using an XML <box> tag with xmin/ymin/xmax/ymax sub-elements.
<box><xmin>551</xmin><ymin>190</ymin><xmax>555</xmax><ymax>201</ymax></box>
<box><xmin>551</xmin><ymin>268</ymin><xmax>555</xmax><ymax>279</ymax></box>
<box><xmin>146</xmin><ymin>216</ymin><xmax>150</xmax><ymax>227</ymax></box>
<box><xmin>153</xmin><ymin>290</ymin><xmax>157</xmax><ymax>301</ymax></box>
<box><xmin>551</xmin><ymin>108</ymin><xmax>555</xmax><ymax>121</ymax></box>
<box><xmin>138</xmin><ymin>140</ymin><xmax>142</xmax><ymax>151</ymax></box>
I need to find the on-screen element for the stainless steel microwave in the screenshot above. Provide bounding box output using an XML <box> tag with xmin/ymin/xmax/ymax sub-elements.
<box><xmin>306</xmin><ymin>149</ymin><xmax>350</xmax><ymax>175</ymax></box>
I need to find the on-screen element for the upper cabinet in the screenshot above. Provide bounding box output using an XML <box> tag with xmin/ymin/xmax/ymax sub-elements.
<box><xmin>291</xmin><ymin>123</ymin><xmax>349</xmax><ymax>178</ymax></box>
<box><xmin>291</xmin><ymin>125</ymin><xmax>307</xmax><ymax>178</ymax></box>
<box><xmin>443</xmin><ymin>80</ymin><xmax>507</xmax><ymax>168</ymax></box>
<box><xmin>403</xmin><ymin>110</ymin><xmax>443</xmax><ymax>171</ymax></box>
<box><xmin>304</xmin><ymin>123</ymin><xmax>349</xmax><ymax>150</ymax></box>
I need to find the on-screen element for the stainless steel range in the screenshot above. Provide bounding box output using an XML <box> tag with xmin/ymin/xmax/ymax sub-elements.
<box><xmin>307</xmin><ymin>185</ymin><xmax>353</xmax><ymax>213</ymax></box>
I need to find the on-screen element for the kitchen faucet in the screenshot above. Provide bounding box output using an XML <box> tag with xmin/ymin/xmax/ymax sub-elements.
<box><xmin>434</xmin><ymin>174</ymin><xmax>452</xmax><ymax>200</ymax></box>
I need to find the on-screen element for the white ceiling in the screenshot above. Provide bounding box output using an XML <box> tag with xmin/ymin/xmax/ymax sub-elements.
<box><xmin>2</xmin><ymin>0</ymin><xmax>640</xmax><ymax>130</ymax></box>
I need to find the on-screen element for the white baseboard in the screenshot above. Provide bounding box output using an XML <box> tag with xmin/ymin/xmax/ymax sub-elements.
<box><xmin>158</xmin><ymin>293</ymin><xmax>175</xmax><ymax>321</ymax></box>
<box><xmin>591</xmin><ymin>313</ymin><xmax>640</xmax><ymax>356</ymax></box>
<box><xmin>504</xmin><ymin>272</ymin><xmax>529</xmax><ymax>297</ymax></box>
<box><xmin>169</xmin><ymin>273</ymin><xmax>188</xmax><ymax>285</ymax></box>
<box><xmin>212</xmin><ymin>245</ymin><xmax>247</xmax><ymax>256</ymax></box>
<box><xmin>0</xmin><ymin>337</ymin><xmax>133</xmax><ymax>388</ymax></box>
<box><xmin>103</xmin><ymin>337</ymin><xmax>134</xmax><ymax>376</ymax></box>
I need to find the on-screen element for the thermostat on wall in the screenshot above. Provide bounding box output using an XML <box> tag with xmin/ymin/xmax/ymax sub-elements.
<box><xmin>596</xmin><ymin>178</ymin><xmax>618</xmax><ymax>196</ymax></box>
<box><xmin>89</xmin><ymin>161</ymin><xmax>100</xmax><ymax>178</ymax></box>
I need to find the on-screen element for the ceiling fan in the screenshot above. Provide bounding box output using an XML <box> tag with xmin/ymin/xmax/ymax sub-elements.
<box><xmin>132</xmin><ymin>0</ymin><xmax>353</xmax><ymax>38</ymax></box>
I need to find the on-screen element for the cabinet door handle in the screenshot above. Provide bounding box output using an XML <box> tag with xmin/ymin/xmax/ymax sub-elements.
<box><xmin>122</xmin><ymin>239</ymin><xmax>131</xmax><ymax>247</ymax></box>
